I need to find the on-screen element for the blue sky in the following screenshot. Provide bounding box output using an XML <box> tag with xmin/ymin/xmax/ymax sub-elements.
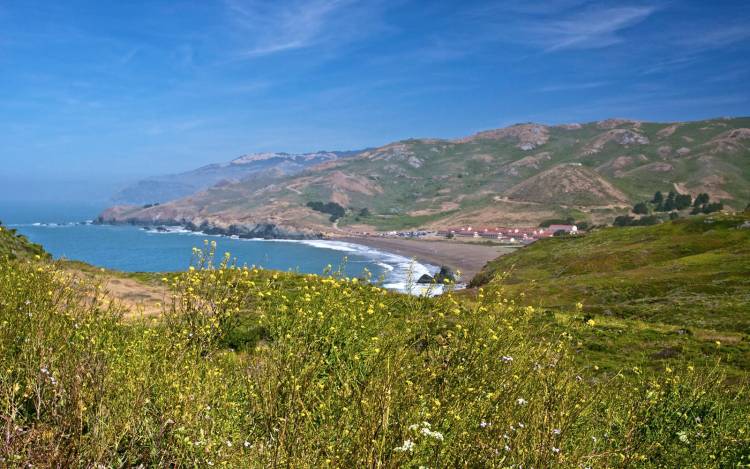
<box><xmin>1</xmin><ymin>0</ymin><xmax>749</xmax><ymax>201</ymax></box>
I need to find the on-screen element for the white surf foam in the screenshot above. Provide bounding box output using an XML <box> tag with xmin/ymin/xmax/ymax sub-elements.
<box><xmin>261</xmin><ymin>238</ymin><xmax>455</xmax><ymax>296</ymax></box>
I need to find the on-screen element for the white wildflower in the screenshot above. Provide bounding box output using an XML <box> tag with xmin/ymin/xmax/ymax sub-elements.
<box><xmin>501</xmin><ymin>355</ymin><xmax>513</xmax><ymax>363</ymax></box>
<box><xmin>516</xmin><ymin>398</ymin><xmax>528</xmax><ymax>405</ymax></box>
<box><xmin>420</xmin><ymin>427</ymin><xmax>444</xmax><ymax>441</ymax></box>
<box><xmin>552</xmin><ymin>428</ymin><xmax>561</xmax><ymax>435</ymax></box>
<box><xmin>394</xmin><ymin>439</ymin><xmax>415</xmax><ymax>452</ymax></box>
<box><xmin>552</xmin><ymin>447</ymin><xmax>560</xmax><ymax>454</ymax></box>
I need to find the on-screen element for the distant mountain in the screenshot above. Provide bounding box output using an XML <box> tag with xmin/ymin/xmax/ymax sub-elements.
<box><xmin>111</xmin><ymin>151</ymin><xmax>359</xmax><ymax>205</ymax></box>
<box><xmin>99</xmin><ymin>117</ymin><xmax>750</xmax><ymax>237</ymax></box>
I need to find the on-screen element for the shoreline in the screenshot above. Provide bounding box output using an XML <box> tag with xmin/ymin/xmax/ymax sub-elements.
<box><xmin>335</xmin><ymin>236</ymin><xmax>517</xmax><ymax>283</ymax></box>
<box><xmin>87</xmin><ymin>220</ymin><xmax>514</xmax><ymax>286</ymax></box>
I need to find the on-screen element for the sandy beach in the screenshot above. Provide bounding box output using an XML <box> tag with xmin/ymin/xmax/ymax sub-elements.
<box><xmin>336</xmin><ymin>236</ymin><xmax>518</xmax><ymax>283</ymax></box>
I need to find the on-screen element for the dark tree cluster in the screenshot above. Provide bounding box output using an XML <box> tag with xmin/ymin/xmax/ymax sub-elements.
<box><xmin>692</xmin><ymin>201</ymin><xmax>724</xmax><ymax>215</ymax></box>
<box><xmin>621</xmin><ymin>189</ymin><xmax>729</xmax><ymax>227</ymax></box>
<box><xmin>622</xmin><ymin>189</ymin><xmax>726</xmax><ymax>227</ymax></box>
<box><xmin>353</xmin><ymin>207</ymin><xmax>371</xmax><ymax>222</ymax></box>
<box><xmin>632</xmin><ymin>202</ymin><xmax>649</xmax><ymax>215</ymax></box>
<box><xmin>614</xmin><ymin>215</ymin><xmax>661</xmax><ymax>227</ymax></box>
<box><xmin>690</xmin><ymin>193</ymin><xmax>723</xmax><ymax>214</ymax></box>
<box><xmin>306</xmin><ymin>201</ymin><xmax>346</xmax><ymax>222</ymax></box>
<box><xmin>632</xmin><ymin>190</ymin><xmax>699</xmax><ymax>220</ymax></box>
<box><xmin>644</xmin><ymin>190</ymin><xmax>692</xmax><ymax>213</ymax></box>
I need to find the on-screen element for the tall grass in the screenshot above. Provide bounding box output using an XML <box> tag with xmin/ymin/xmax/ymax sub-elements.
<box><xmin>1</xmin><ymin>245</ymin><xmax>748</xmax><ymax>467</ymax></box>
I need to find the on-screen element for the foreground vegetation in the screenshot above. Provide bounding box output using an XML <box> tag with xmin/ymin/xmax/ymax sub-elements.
<box><xmin>471</xmin><ymin>214</ymin><xmax>750</xmax><ymax>379</ymax></box>
<box><xmin>0</xmin><ymin>222</ymin><xmax>47</xmax><ymax>260</ymax></box>
<box><xmin>0</xmin><ymin>237</ymin><xmax>748</xmax><ymax>467</ymax></box>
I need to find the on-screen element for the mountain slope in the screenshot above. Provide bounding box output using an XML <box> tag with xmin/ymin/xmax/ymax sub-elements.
<box><xmin>504</xmin><ymin>163</ymin><xmax>630</xmax><ymax>205</ymax></box>
<box><xmin>100</xmin><ymin>117</ymin><xmax>750</xmax><ymax>235</ymax></box>
<box><xmin>112</xmin><ymin>151</ymin><xmax>356</xmax><ymax>205</ymax></box>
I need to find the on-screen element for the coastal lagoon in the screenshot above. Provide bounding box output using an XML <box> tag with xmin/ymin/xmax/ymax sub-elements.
<box><xmin>1</xmin><ymin>201</ymin><xmax>440</xmax><ymax>294</ymax></box>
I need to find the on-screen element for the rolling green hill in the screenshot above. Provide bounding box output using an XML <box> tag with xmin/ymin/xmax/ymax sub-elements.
<box><xmin>470</xmin><ymin>213</ymin><xmax>750</xmax><ymax>328</ymax></box>
<box><xmin>100</xmin><ymin>117</ymin><xmax>750</xmax><ymax>236</ymax></box>
<box><xmin>469</xmin><ymin>213</ymin><xmax>750</xmax><ymax>378</ymax></box>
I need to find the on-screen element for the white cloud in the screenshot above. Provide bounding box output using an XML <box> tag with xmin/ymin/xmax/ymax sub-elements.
<box><xmin>225</xmin><ymin>0</ymin><xmax>384</xmax><ymax>58</ymax></box>
<box><xmin>524</xmin><ymin>5</ymin><xmax>657</xmax><ymax>51</ymax></box>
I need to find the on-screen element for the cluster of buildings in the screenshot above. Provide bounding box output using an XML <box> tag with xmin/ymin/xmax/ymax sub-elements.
<box><xmin>437</xmin><ymin>224</ymin><xmax>578</xmax><ymax>244</ymax></box>
<box><xmin>352</xmin><ymin>224</ymin><xmax>580</xmax><ymax>245</ymax></box>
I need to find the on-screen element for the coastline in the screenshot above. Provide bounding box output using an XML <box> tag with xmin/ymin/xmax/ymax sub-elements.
<box><xmin>91</xmin><ymin>218</ymin><xmax>514</xmax><ymax>287</ymax></box>
<box><xmin>335</xmin><ymin>236</ymin><xmax>517</xmax><ymax>283</ymax></box>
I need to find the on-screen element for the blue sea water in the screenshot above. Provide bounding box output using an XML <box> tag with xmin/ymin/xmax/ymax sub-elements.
<box><xmin>0</xmin><ymin>201</ymin><xmax>437</xmax><ymax>293</ymax></box>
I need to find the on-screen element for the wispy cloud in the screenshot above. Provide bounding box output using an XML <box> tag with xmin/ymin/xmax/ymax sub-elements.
<box><xmin>638</xmin><ymin>54</ymin><xmax>698</xmax><ymax>75</ymax></box>
<box><xmin>225</xmin><ymin>0</ymin><xmax>385</xmax><ymax>58</ymax></box>
<box><xmin>536</xmin><ymin>81</ymin><xmax>609</xmax><ymax>92</ymax></box>
<box><xmin>475</xmin><ymin>0</ymin><xmax>590</xmax><ymax>16</ymax></box>
<box><xmin>639</xmin><ymin>21</ymin><xmax>750</xmax><ymax>75</ymax></box>
<box><xmin>672</xmin><ymin>23</ymin><xmax>750</xmax><ymax>50</ymax></box>
<box><xmin>524</xmin><ymin>5</ymin><xmax>658</xmax><ymax>51</ymax></box>
<box><xmin>117</xmin><ymin>47</ymin><xmax>140</xmax><ymax>65</ymax></box>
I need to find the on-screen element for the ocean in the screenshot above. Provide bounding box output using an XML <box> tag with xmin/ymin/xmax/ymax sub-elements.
<box><xmin>0</xmin><ymin>201</ymin><xmax>439</xmax><ymax>294</ymax></box>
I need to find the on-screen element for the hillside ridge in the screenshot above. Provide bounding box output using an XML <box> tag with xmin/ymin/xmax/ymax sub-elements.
<box><xmin>99</xmin><ymin>117</ymin><xmax>750</xmax><ymax>238</ymax></box>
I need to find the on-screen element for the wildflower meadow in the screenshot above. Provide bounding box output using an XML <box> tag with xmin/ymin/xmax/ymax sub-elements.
<box><xmin>0</xmin><ymin>243</ymin><xmax>747</xmax><ymax>467</ymax></box>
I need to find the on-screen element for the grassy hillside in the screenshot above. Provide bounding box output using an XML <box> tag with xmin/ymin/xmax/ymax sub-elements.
<box><xmin>470</xmin><ymin>213</ymin><xmax>750</xmax><ymax>378</ymax></box>
<box><xmin>1</xmin><ymin>246</ymin><xmax>748</xmax><ymax>466</ymax></box>
<box><xmin>101</xmin><ymin>117</ymin><xmax>750</xmax><ymax>233</ymax></box>
<box><xmin>0</xmin><ymin>221</ymin><xmax>47</xmax><ymax>259</ymax></box>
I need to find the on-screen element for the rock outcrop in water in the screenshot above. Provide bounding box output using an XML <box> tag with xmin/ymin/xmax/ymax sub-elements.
<box><xmin>95</xmin><ymin>214</ymin><xmax>322</xmax><ymax>240</ymax></box>
<box><xmin>416</xmin><ymin>266</ymin><xmax>457</xmax><ymax>284</ymax></box>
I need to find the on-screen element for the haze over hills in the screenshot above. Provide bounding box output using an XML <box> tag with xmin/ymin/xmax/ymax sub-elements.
<box><xmin>111</xmin><ymin>151</ymin><xmax>359</xmax><ymax>205</ymax></box>
<box><xmin>99</xmin><ymin>117</ymin><xmax>750</xmax><ymax>237</ymax></box>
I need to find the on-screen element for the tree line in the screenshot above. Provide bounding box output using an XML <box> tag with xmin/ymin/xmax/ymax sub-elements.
<box><xmin>632</xmin><ymin>190</ymin><xmax>723</xmax><ymax>216</ymax></box>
